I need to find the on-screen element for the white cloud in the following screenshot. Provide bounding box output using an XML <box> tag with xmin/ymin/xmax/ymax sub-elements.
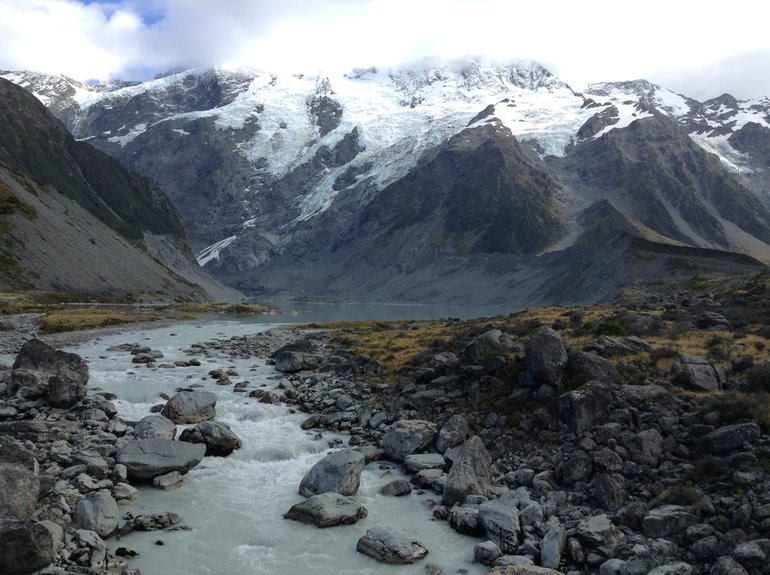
<box><xmin>0</xmin><ymin>0</ymin><xmax>769</xmax><ymax>99</ymax></box>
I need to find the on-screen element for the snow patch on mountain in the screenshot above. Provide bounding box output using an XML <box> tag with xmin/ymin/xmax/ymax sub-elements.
<box><xmin>197</xmin><ymin>235</ymin><xmax>237</xmax><ymax>267</ymax></box>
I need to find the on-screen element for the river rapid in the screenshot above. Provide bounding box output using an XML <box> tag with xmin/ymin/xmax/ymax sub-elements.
<box><xmin>58</xmin><ymin>314</ymin><xmax>490</xmax><ymax>575</ymax></box>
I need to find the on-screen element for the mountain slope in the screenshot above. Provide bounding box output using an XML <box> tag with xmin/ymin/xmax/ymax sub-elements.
<box><xmin>4</xmin><ymin>61</ymin><xmax>769</xmax><ymax>306</ymax></box>
<box><xmin>0</xmin><ymin>78</ymin><xmax>240</xmax><ymax>300</ymax></box>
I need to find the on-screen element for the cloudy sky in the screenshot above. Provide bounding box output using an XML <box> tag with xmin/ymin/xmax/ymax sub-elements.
<box><xmin>0</xmin><ymin>0</ymin><xmax>768</xmax><ymax>100</ymax></box>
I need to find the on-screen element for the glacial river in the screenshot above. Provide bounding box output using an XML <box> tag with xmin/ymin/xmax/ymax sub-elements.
<box><xmin>62</xmin><ymin>310</ymin><xmax>496</xmax><ymax>575</ymax></box>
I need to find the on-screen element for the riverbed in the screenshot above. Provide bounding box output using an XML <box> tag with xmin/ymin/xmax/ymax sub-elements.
<box><xmin>60</xmin><ymin>317</ymin><xmax>488</xmax><ymax>575</ymax></box>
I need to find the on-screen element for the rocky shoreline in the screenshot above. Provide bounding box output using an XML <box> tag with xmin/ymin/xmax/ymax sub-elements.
<box><xmin>1</xmin><ymin>310</ymin><xmax>770</xmax><ymax>574</ymax></box>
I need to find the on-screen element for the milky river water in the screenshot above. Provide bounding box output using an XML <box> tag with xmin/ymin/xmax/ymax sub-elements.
<box><xmin>59</xmin><ymin>316</ymin><xmax>488</xmax><ymax>575</ymax></box>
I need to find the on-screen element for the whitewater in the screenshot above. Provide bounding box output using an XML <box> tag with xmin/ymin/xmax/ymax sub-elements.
<box><xmin>63</xmin><ymin>317</ymin><xmax>487</xmax><ymax>575</ymax></box>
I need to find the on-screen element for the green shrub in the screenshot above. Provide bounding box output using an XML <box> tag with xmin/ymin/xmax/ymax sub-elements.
<box><xmin>592</xmin><ymin>320</ymin><xmax>628</xmax><ymax>337</ymax></box>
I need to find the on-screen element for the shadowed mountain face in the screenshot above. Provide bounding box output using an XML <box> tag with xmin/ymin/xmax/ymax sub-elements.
<box><xmin>4</xmin><ymin>63</ymin><xmax>770</xmax><ymax>306</ymax></box>
<box><xmin>0</xmin><ymin>78</ymin><xmax>238</xmax><ymax>300</ymax></box>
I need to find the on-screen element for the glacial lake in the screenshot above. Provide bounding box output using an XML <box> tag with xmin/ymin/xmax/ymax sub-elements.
<box><xmin>56</xmin><ymin>309</ymin><xmax>500</xmax><ymax>575</ymax></box>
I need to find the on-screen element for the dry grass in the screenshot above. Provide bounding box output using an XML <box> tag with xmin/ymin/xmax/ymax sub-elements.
<box><xmin>37</xmin><ymin>307</ymin><xmax>162</xmax><ymax>334</ymax></box>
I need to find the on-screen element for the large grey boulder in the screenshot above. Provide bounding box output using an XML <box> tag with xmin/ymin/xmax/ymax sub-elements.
<box><xmin>436</xmin><ymin>414</ymin><xmax>469</xmax><ymax>453</ymax></box>
<box><xmin>0</xmin><ymin>519</ymin><xmax>54</xmax><ymax>574</ymax></box>
<box><xmin>475</xmin><ymin>540</ymin><xmax>503</xmax><ymax>565</ymax></box>
<box><xmin>673</xmin><ymin>356</ymin><xmax>725</xmax><ymax>392</ymax></box>
<box><xmin>73</xmin><ymin>490</ymin><xmax>119</xmax><ymax>538</ymax></box>
<box><xmin>381</xmin><ymin>420</ymin><xmax>437</xmax><ymax>461</ymax></box>
<box><xmin>116</xmin><ymin>438</ymin><xmax>206</xmax><ymax>480</ymax></box>
<box><xmin>489</xmin><ymin>565</ymin><xmax>564</xmax><ymax>574</ymax></box>
<box><xmin>298</xmin><ymin>449</ymin><xmax>366</xmax><ymax>497</ymax></box>
<box><xmin>356</xmin><ymin>525</ymin><xmax>428</xmax><ymax>564</ymax></box>
<box><xmin>161</xmin><ymin>390</ymin><xmax>217</xmax><ymax>424</ymax></box>
<box><xmin>403</xmin><ymin>453</ymin><xmax>445</xmax><ymax>473</ymax></box>
<box><xmin>702</xmin><ymin>422</ymin><xmax>761</xmax><ymax>455</ymax></box>
<box><xmin>443</xmin><ymin>435</ymin><xmax>492</xmax><ymax>506</ymax></box>
<box><xmin>273</xmin><ymin>351</ymin><xmax>318</xmax><ymax>373</ymax></box>
<box><xmin>284</xmin><ymin>492</ymin><xmax>367</xmax><ymax>528</ymax></box>
<box><xmin>575</xmin><ymin>514</ymin><xmax>626</xmax><ymax>554</ymax></box>
<box><xmin>540</xmin><ymin>522</ymin><xmax>566</xmax><ymax>569</ymax></box>
<box><xmin>642</xmin><ymin>505</ymin><xmax>697</xmax><ymax>538</ymax></box>
<box><xmin>479</xmin><ymin>499</ymin><xmax>521</xmax><ymax>554</ymax></box>
<box><xmin>525</xmin><ymin>326</ymin><xmax>568</xmax><ymax>386</ymax></box>
<box><xmin>559</xmin><ymin>450</ymin><xmax>593</xmax><ymax>485</ymax></box>
<box><xmin>12</xmin><ymin>339</ymin><xmax>88</xmax><ymax>407</ymax></box>
<box><xmin>710</xmin><ymin>556</ymin><xmax>749</xmax><ymax>575</ymax></box>
<box><xmin>555</xmin><ymin>382</ymin><xmax>613</xmax><ymax>434</ymax></box>
<box><xmin>593</xmin><ymin>472</ymin><xmax>627</xmax><ymax>512</ymax></box>
<box><xmin>0</xmin><ymin>463</ymin><xmax>39</xmax><ymax>520</ymax></box>
<box><xmin>132</xmin><ymin>414</ymin><xmax>176</xmax><ymax>440</ymax></box>
<box><xmin>461</xmin><ymin>329</ymin><xmax>515</xmax><ymax>364</ymax></box>
<box><xmin>566</xmin><ymin>351</ymin><xmax>621</xmax><ymax>384</ymax></box>
<box><xmin>628</xmin><ymin>428</ymin><xmax>664</xmax><ymax>466</ymax></box>
<box><xmin>179</xmin><ymin>421</ymin><xmax>242</xmax><ymax>456</ymax></box>
<box><xmin>449</xmin><ymin>504</ymin><xmax>483</xmax><ymax>536</ymax></box>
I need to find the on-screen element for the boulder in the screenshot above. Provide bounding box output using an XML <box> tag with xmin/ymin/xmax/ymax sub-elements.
<box><xmin>132</xmin><ymin>414</ymin><xmax>176</xmax><ymax>440</ymax></box>
<box><xmin>273</xmin><ymin>351</ymin><xmax>318</xmax><ymax>373</ymax></box>
<box><xmin>0</xmin><ymin>437</ymin><xmax>38</xmax><ymax>473</ymax></box>
<box><xmin>13</xmin><ymin>339</ymin><xmax>88</xmax><ymax>407</ymax></box>
<box><xmin>381</xmin><ymin>420</ymin><xmax>437</xmax><ymax>461</ymax></box>
<box><xmin>525</xmin><ymin>326</ymin><xmax>568</xmax><ymax>386</ymax></box>
<box><xmin>179</xmin><ymin>421</ymin><xmax>242</xmax><ymax>456</ymax></box>
<box><xmin>116</xmin><ymin>438</ymin><xmax>206</xmax><ymax>480</ymax></box>
<box><xmin>540</xmin><ymin>522</ymin><xmax>566</xmax><ymax>569</ymax></box>
<box><xmin>442</xmin><ymin>435</ymin><xmax>492</xmax><ymax>506</ymax></box>
<box><xmin>479</xmin><ymin>498</ymin><xmax>521</xmax><ymax>554</ymax></box>
<box><xmin>403</xmin><ymin>453</ymin><xmax>446</xmax><ymax>473</ymax></box>
<box><xmin>356</xmin><ymin>525</ymin><xmax>428</xmax><ymax>564</ymax></box>
<box><xmin>628</xmin><ymin>428</ymin><xmax>664</xmax><ymax>466</ymax></box>
<box><xmin>489</xmin><ymin>566</ymin><xmax>564</xmax><ymax>574</ymax></box>
<box><xmin>0</xmin><ymin>519</ymin><xmax>54</xmax><ymax>574</ymax></box>
<box><xmin>461</xmin><ymin>329</ymin><xmax>514</xmax><ymax>364</ymax></box>
<box><xmin>566</xmin><ymin>351</ymin><xmax>621</xmax><ymax>384</ymax></box>
<box><xmin>673</xmin><ymin>356</ymin><xmax>725</xmax><ymax>392</ymax></box>
<box><xmin>593</xmin><ymin>472</ymin><xmax>627</xmax><ymax>512</ymax></box>
<box><xmin>436</xmin><ymin>414</ymin><xmax>470</xmax><ymax>453</ymax></box>
<box><xmin>559</xmin><ymin>450</ymin><xmax>593</xmax><ymax>485</ymax></box>
<box><xmin>449</xmin><ymin>505</ymin><xmax>483</xmax><ymax>536</ymax></box>
<box><xmin>475</xmin><ymin>540</ymin><xmax>503</xmax><ymax>565</ymax></box>
<box><xmin>153</xmin><ymin>471</ymin><xmax>183</xmax><ymax>489</ymax></box>
<box><xmin>284</xmin><ymin>492</ymin><xmax>367</xmax><ymax>528</ymax></box>
<box><xmin>381</xmin><ymin>479</ymin><xmax>412</xmax><ymax>497</ymax></box>
<box><xmin>642</xmin><ymin>505</ymin><xmax>697</xmax><ymax>538</ymax></box>
<box><xmin>575</xmin><ymin>514</ymin><xmax>626</xmax><ymax>553</ymax></box>
<box><xmin>702</xmin><ymin>422</ymin><xmax>761</xmax><ymax>455</ymax></box>
<box><xmin>161</xmin><ymin>390</ymin><xmax>217</xmax><ymax>424</ymax></box>
<box><xmin>73</xmin><ymin>490</ymin><xmax>120</xmax><ymax>538</ymax></box>
<box><xmin>298</xmin><ymin>449</ymin><xmax>366</xmax><ymax>497</ymax></box>
<box><xmin>710</xmin><ymin>556</ymin><xmax>749</xmax><ymax>575</ymax></box>
<box><xmin>555</xmin><ymin>382</ymin><xmax>613</xmax><ymax>434</ymax></box>
<box><xmin>0</xmin><ymin>463</ymin><xmax>39</xmax><ymax>520</ymax></box>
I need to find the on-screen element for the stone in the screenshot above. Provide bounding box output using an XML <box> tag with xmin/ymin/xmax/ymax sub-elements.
<box><xmin>449</xmin><ymin>505</ymin><xmax>483</xmax><ymax>536</ymax></box>
<box><xmin>710</xmin><ymin>556</ymin><xmax>749</xmax><ymax>575</ymax></box>
<box><xmin>567</xmin><ymin>352</ymin><xmax>621</xmax><ymax>384</ymax></box>
<box><xmin>161</xmin><ymin>390</ymin><xmax>217</xmax><ymax>424</ymax></box>
<box><xmin>273</xmin><ymin>351</ymin><xmax>318</xmax><ymax>373</ymax></box>
<box><xmin>540</xmin><ymin>522</ymin><xmax>566</xmax><ymax>569</ymax></box>
<box><xmin>436</xmin><ymin>414</ymin><xmax>470</xmax><ymax>454</ymax></box>
<box><xmin>0</xmin><ymin>519</ymin><xmax>54</xmax><ymax>574</ymax></box>
<box><xmin>461</xmin><ymin>329</ymin><xmax>514</xmax><ymax>364</ymax></box>
<box><xmin>442</xmin><ymin>435</ymin><xmax>492</xmax><ymax>506</ymax></box>
<box><xmin>475</xmin><ymin>540</ymin><xmax>503</xmax><ymax>565</ymax></box>
<box><xmin>73</xmin><ymin>490</ymin><xmax>120</xmax><ymax>538</ymax></box>
<box><xmin>575</xmin><ymin>514</ymin><xmax>626</xmax><ymax>553</ymax></box>
<box><xmin>641</xmin><ymin>505</ymin><xmax>697</xmax><ymax>538</ymax></box>
<box><xmin>647</xmin><ymin>563</ymin><xmax>693</xmax><ymax>575</ymax></box>
<box><xmin>179</xmin><ymin>421</ymin><xmax>242</xmax><ymax>456</ymax></box>
<box><xmin>479</xmin><ymin>498</ymin><xmax>521</xmax><ymax>554</ymax></box>
<box><xmin>0</xmin><ymin>437</ymin><xmax>38</xmax><ymax>474</ymax></box>
<box><xmin>599</xmin><ymin>559</ymin><xmax>626</xmax><ymax>575</ymax></box>
<box><xmin>112</xmin><ymin>482</ymin><xmax>140</xmax><ymax>501</ymax></box>
<box><xmin>381</xmin><ymin>420</ymin><xmax>437</xmax><ymax>461</ymax></box>
<box><xmin>403</xmin><ymin>453</ymin><xmax>446</xmax><ymax>473</ymax></box>
<box><xmin>381</xmin><ymin>479</ymin><xmax>412</xmax><ymax>496</ymax></box>
<box><xmin>13</xmin><ymin>339</ymin><xmax>88</xmax><ymax>407</ymax></box>
<box><xmin>628</xmin><ymin>428</ymin><xmax>663</xmax><ymax>466</ymax></box>
<box><xmin>153</xmin><ymin>471</ymin><xmax>183</xmax><ymax>489</ymax></box>
<box><xmin>593</xmin><ymin>472</ymin><xmax>627</xmax><ymax>512</ymax></box>
<box><xmin>560</xmin><ymin>450</ymin><xmax>593</xmax><ymax>485</ymax></box>
<box><xmin>702</xmin><ymin>422</ymin><xmax>761</xmax><ymax>455</ymax></box>
<box><xmin>298</xmin><ymin>449</ymin><xmax>366</xmax><ymax>497</ymax></box>
<box><xmin>0</xmin><ymin>463</ymin><xmax>39</xmax><ymax>520</ymax></box>
<box><xmin>733</xmin><ymin>541</ymin><xmax>766</xmax><ymax>569</ymax></box>
<box><xmin>525</xmin><ymin>326</ymin><xmax>568</xmax><ymax>386</ymax></box>
<box><xmin>555</xmin><ymin>382</ymin><xmax>613</xmax><ymax>434</ymax></box>
<box><xmin>674</xmin><ymin>356</ymin><xmax>724</xmax><ymax>392</ymax></box>
<box><xmin>488</xmin><ymin>566</ymin><xmax>563</xmax><ymax>574</ymax></box>
<box><xmin>132</xmin><ymin>414</ymin><xmax>177</xmax><ymax>440</ymax></box>
<box><xmin>116</xmin><ymin>438</ymin><xmax>206</xmax><ymax>480</ymax></box>
<box><xmin>284</xmin><ymin>492</ymin><xmax>367</xmax><ymax>528</ymax></box>
<box><xmin>356</xmin><ymin>525</ymin><xmax>428</xmax><ymax>564</ymax></box>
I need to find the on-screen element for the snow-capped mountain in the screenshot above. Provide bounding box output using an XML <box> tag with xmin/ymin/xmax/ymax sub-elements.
<box><xmin>4</xmin><ymin>59</ymin><xmax>769</xmax><ymax>305</ymax></box>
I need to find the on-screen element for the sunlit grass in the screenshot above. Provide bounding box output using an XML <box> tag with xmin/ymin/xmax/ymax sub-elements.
<box><xmin>37</xmin><ymin>307</ymin><xmax>161</xmax><ymax>334</ymax></box>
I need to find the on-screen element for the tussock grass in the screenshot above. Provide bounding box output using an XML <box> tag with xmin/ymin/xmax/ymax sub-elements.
<box><xmin>38</xmin><ymin>307</ymin><xmax>161</xmax><ymax>334</ymax></box>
